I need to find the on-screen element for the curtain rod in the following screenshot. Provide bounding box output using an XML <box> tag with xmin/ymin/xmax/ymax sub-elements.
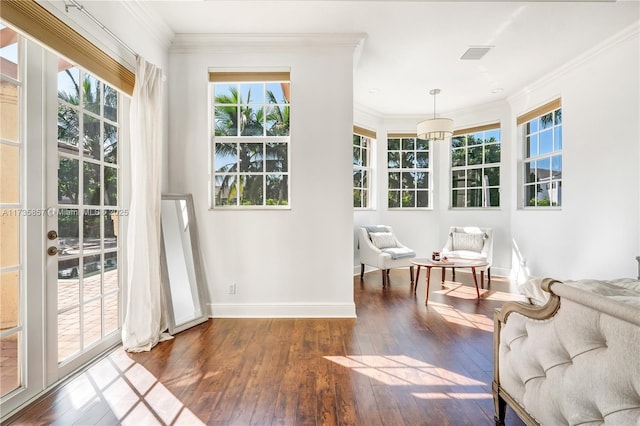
<box><xmin>64</xmin><ymin>0</ymin><xmax>138</xmax><ymax>58</ymax></box>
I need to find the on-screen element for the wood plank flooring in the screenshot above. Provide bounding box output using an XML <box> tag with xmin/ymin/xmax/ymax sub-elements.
<box><xmin>6</xmin><ymin>269</ymin><xmax>527</xmax><ymax>425</ymax></box>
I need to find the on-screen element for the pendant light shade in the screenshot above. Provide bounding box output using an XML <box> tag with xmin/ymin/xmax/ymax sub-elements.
<box><xmin>417</xmin><ymin>89</ymin><xmax>453</xmax><ymax>141</ymax></box>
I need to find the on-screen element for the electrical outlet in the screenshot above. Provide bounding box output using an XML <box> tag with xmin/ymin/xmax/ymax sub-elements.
<box><xmin>228</xmin><ymin>283</ymin><xmax>237</xmax><ymax>295</ymax></box>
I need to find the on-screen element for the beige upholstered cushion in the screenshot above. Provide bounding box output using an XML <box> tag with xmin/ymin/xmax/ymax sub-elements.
<box><xmin>499</xmin><ymin>285</ymin><xmax>640</xmax><ymax>425</ymax></box>
<box><xmin>451</xmin><ymin>232</ymin><xmax>485</xmax><ymax>252</ymax></box>
<box><xmin>369</xmin><ymin>232</ymin><xmax>396</xmax><ymax>249</ymax></box>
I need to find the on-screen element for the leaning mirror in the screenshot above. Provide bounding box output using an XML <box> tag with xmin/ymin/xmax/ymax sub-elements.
<box><xmin>160</xmin><ymin>193</ymin><xmax>208</xmax><ymax>334</ymax></box>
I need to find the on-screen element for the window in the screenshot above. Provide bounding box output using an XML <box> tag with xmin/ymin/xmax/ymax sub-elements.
<box><xmin>451</xmin><ymin>124</ymin><xmax>501</xmax><ymax>208</ymax></box>
<box><xmin>387</xmin><ymin>134</ymin><xmax>430</xmax><ymax>208</ymax></box>
<box><xmin>210</xmin><ymin>72</ymin><xmax>290</xmax><ymax>208</ymax></box>
<box><xmin>56</xmin><ymin>63</ymin><xmax>121</xmax><ymax>361</ymax></box>
<box><xmin>353</xmin><ymin>126</ymin><xmax>374</xmax><ymax>209</ymax></box>
<box><xmin>519</xmin><ymin>99</ymin><xmax>562</xmax><ymax>207</ymax></box>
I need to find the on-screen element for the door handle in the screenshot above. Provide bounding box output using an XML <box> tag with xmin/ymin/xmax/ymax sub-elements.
<box><xmin>47</xmin><ymin>246</ymin><xmax>61</xmax><ymax>256</ymax></box>
<box><xmin>47</xmin><ymin>230</ymin><xmax>58</xmax><ymax>240</ymax></box>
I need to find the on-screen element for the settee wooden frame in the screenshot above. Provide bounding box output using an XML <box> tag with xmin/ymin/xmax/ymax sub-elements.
<box><xmin>492</xmin><ymin>278</ymin><xmax>561</xmax><ymax>425</ymax></box>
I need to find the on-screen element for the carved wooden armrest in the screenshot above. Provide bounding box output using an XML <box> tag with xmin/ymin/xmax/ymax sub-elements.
<box><xmin>495</xmin><ymin>278</ymin><xmax>562</xmax><ymax>324</ymax></box>
<box><xmin>492</xmin><ymin>278</ymin><xmax>562</xmax><ymax>425</ymax></box>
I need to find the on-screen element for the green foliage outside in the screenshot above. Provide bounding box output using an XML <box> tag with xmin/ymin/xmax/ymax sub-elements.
<box><xmin>57</xmin><ymin>69</ymin><xmax>118</xmax><ymax>239</ymax></box>
<box><xmin>214</xmin><ymin>84</ymin><xmax>290</xmax><ymax>206</ymax></box>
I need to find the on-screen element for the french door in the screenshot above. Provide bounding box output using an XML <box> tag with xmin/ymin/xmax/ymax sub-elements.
<box><xmin>46</xmin><ymin>53</ymin><xmax>123</xmax><ymax>379</ymax></box>
<box><xmin>0</xmin><ymin>30</ymin><xmax>126</xmax><ymax>418</ymax></box>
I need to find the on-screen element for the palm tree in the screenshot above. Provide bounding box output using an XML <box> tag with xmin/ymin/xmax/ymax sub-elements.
<box><xmin>265</xmin><ymin>90</ymin><xmax>289</xmax><ymax>136</ymax></box>
<box><xmin>214</xmin><ymin>85</ymin><xmax>289</xmax><ymax>206</ymax></box>
<box><xmin>57</xmin><ymin>69</ymin><xmax>118</xmax><ymax>234</ymax></box>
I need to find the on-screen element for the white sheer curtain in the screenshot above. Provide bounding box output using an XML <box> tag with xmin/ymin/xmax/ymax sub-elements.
<box><xmin>122</xmin><ymin>57</ymin><xmax>171</xmax><ymax>352</ymax></box>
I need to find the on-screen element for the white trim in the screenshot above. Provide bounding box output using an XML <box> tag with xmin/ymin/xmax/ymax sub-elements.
<box><xmin>171</xmin><ymin>33</ymin><xmax>367</xmax><ymax>54</ymax></box>
<box><xmin>117</xmin><ymin>0</ymin><xmax>174</xmax><ymax>50</ymax></box>
<box><xmin>508</xmin><ymin>21</ymin><xmax>639</xmax><ymax>104</ymax></box>
<box><xmin>208</xmin><ymin>303</ymin><xmax>357</xmax><ymax>318</ymax></box>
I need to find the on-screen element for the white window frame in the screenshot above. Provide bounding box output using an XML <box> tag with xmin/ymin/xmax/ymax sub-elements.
<box><xmin>54</xmin><ymin>64</ymin><xmax>122</xmax><ymax>369</ymax></box>
<box><xmin>520</xmin><ymin>100</ymin><xmax>562</xmax><ymax>208</ymax></box>
<box><xmin>209</xmin><ymin>76</ymin><xmax>291</xmax><ymax>209</ymax></box>
<box><xmin>353</xmin><ymin>126</ymin><xmax>374</xmax><ymax>209</ymax></box>
<box><xmin>387</xmin><ymin>134</ymin><xmax>431</xmax><ymax>209</ymax></box>
<box><xmin>450</xmin><ymin>124</ymin><xmax>501</xmax><ymax>208</ymax></box>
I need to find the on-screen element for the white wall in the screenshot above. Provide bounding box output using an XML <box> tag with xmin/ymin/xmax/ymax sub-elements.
<box><xmin>354</xmin><ymin>26</ymin><xmax>640</xmax><ymax>282</ymax></box>
<box><xmin>168</xmin><ymin>35</ymin><xmax>362</xmax><ymax>317</ymax></box>
<box><xmin>509</xmin><ymin>29</ymin><xmax>640</xmax><ymax>280</ymax></box>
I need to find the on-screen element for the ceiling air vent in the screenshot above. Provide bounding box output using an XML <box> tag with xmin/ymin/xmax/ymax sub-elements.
<box><xmin>460</xmin><ymin>46</ymin><xmax>493</xmax><ymax>60</ymax></box>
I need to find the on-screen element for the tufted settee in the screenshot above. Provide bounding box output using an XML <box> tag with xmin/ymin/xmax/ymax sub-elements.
<box><xmin>493</xmin><ymin>278</ymin><xmax>640</xmax><ymax>425</ymax></box>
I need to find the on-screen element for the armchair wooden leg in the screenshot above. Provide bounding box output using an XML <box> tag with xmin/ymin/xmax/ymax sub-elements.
<box><xmin>360</xmin><ymin>264</ymin><xmax>365</xmax><ymax>279</ymax></box>
<box><xmin>488</xmin><ymin>267</ymin><xmax>491</xmax><ymax>284</ymax></box>
<box><xmin>409</xmin><ymin>265</ymin><xmax>414</xmax><ymax>283</ymax></box>
<box><xmin>452</xmin><ymin>267</ymin><xmax>456</xmax><ymax>281</ymax></box>
<box><xmin>381</xmin><ymin>269</ymin><xmax>387</xmax><ymax>287</ymax></box>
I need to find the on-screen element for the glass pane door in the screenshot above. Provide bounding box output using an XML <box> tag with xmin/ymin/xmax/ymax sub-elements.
<box><xmin>0</xmin><ymin>23</ymin><xmax>23</xmax><ymax>399</ymax></box>
<box><xmin>54</xmin><ymin>60</ymin><xmax>121</xmax><ymax>368</ymax></box>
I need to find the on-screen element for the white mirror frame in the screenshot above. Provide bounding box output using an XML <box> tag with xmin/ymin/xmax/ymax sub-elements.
<box><xmin>160</xmin><ymin>193</ymin><xmax>208</xmax><ymax>334</ymax></box>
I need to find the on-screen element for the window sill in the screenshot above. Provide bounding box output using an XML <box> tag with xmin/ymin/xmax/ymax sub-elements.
<box><xmin>209</xmin><ymin>206</ymin><xmax>292</xmax><ymax>211</ymax></box>
<box><xmin>519</xmin><ymin>206</ymin><xmax>562</xmax><ymax>211</ymax></box>
<box><xmin>449</xmin><ymin>207</ymin><xmax>502</xmax><ymax>211</ymax></box>
<box><xmin>387</xmin><ymin>208</ymin><xmax>433</xmax><ymax>211</ymax></box>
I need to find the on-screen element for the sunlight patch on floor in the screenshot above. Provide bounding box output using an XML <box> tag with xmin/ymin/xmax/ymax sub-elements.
<box><xmin>432</xmin><ymin>282</ymin><xmax>526</xmax><ymax>303</ymax></box>
<box><xmin>67</xmin><ymin>375</ymin><xmax>97</xmax><ymax>410</ymax></box>
<box><xmin>433</xmin><ymin>283</ymin><xmax>488</xmax><ymax>299</ymax></box>
<box><xmin>428</xmin><ymin>303</ymin><xmax>493</xmax><ymax>332</ymax></box>
<box><xmin>412</xmin><ymin>391</ymin><xmax>492</xmax><ymax>400</ymax></box>
<box><xmin>426</xmin><ymin>288</ymin><xmax>526</xmax><ymax>332</ymax></box>
<box><xmin>484</xmin><ymin>291</ymin><xmax>526</xmax><ymax>302</ymax></box>
<box><xmin>324</xmin><ymin>355</ymin><xmax>484</xmax><ymax>387</ymax></box>
<box><xmin>64</xmin><ymin>348</ymin><xmax>205</xmax><ymax>425</ymax></box>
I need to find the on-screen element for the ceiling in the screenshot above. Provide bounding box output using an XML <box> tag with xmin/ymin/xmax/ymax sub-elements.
<box><xmin>141</xmin><ymin>0</ymin><xmax>639</xmax><ymax>117</ymax></box>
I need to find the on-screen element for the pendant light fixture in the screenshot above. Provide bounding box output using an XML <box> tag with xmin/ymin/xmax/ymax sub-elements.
<box><xmin>417</xmin><ymin>89</ymin><xmax>453</xmax><ymax>141</ymax></box>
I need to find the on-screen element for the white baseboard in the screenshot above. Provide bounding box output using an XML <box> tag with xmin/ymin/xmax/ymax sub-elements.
<box><xmin>208</xmin><ymin>303</ymin><xmax>357</xmax><ymax>318</ymax></box>
<box><xmin>353</xmin><ymin>265</ymin><xmax>413</xmax><ymax>275</ymax></box>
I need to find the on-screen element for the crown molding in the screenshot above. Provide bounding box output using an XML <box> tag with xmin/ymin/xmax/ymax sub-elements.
<box><xmin>508</xmin><ymin>21</ymin><xmax>639</xmax><ymax>104</ymax></box>
<box><xmin>170</xmin><ymin>33</ymin><xmax>367</xmax><ymax>54</ymax></box>
<box><xmin>354</xmin><ymin>102</ymin><xmax>384</xmax><ymax>120</ymax></box>
<box><xmin>117</xmin><ymin>0</ymin><xmax>174</xmax><ymax>50</ymax></box>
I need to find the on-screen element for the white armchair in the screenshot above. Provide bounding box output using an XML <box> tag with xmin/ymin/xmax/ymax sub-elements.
<box><xmin>358</xmin><ymin>225</ymin><xmax>416</xmax><ymax>287</ymax></box>
<box><xmin>441</xmin><ymin>226</ymin><xmax>493</xmax><ymax>286</ymax></box>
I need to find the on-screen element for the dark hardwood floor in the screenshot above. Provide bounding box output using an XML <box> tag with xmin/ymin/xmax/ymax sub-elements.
<box><xmin>7</xmin><ymin>269</ymin><xmax>527</xmax><ymax>425</ymax></box>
